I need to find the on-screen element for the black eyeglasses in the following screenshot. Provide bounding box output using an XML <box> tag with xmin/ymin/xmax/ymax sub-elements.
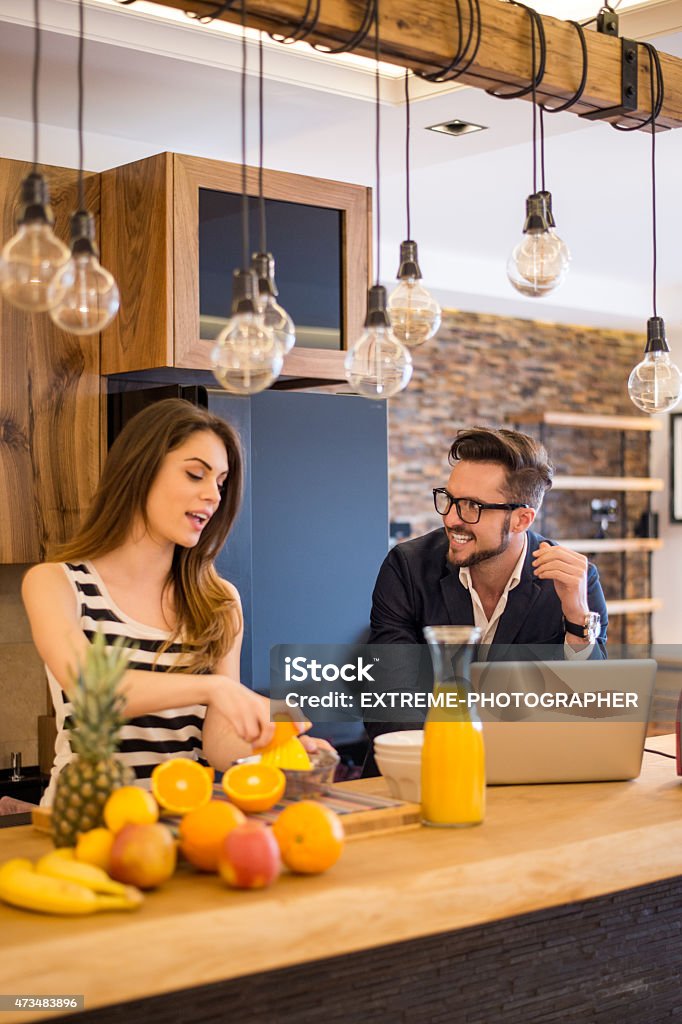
<box><xmin>432</xmin><ymin>488</ymin><xmax>530</xmax><ymax>524</ymax></box>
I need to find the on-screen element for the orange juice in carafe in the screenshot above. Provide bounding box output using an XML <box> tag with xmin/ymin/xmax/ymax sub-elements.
<box><xmin>421</xmin><ymin>626</ymin><xmax>485</xmax><ymax>828</ymax></box>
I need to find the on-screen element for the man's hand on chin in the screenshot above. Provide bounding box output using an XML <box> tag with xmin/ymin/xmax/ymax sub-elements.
<box><xmin>531</xmin><ymin>541</ymin><xmax>591</xmax><ymax>645</ymax></box>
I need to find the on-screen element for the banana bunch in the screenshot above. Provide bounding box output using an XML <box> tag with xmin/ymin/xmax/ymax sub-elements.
<box><xmin>0</xmin><ymin>849</ymin><xmax>143</xmax><ymax>916</ymax></box>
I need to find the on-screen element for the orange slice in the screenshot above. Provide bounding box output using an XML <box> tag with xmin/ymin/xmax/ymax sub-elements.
<box><xmin>260</xmin><ymin>736</ymin><xmax>312</xmax><ymax>771</ymax></box>
<box><xmin>151</xmin><ymin>758</ymin><xmax>213</xmax><ymax>815</ymax></box>
<box><xmin>221</xmin><ymin>764</ymin><xmax>286</xmax><ymax>813</ymax></box>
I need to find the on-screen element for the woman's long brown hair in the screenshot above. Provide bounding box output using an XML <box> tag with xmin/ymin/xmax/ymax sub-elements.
<box><xmin>53</xmin><ymin>398</ymin><xmax>244</xmax><ymax>673</ymax></box>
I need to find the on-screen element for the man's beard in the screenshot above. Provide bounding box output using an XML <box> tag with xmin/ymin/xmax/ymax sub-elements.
<box><xmin>446</xmin><ymin>513</ymin><xmax>512</xmax><ymax>569</ymax></box>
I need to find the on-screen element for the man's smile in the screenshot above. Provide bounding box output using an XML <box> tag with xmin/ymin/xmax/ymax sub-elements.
<box><xmin>447</xmin><ymin>529</ymin><xmax>475</xmax><ymax>546</ymax></box>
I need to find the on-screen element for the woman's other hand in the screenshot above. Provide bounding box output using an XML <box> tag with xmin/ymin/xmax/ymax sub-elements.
<box><xmin>208</xmin><ymin>677</ymin><xmax>275</xmax><ymax>748</ymax></box>
<box><xmin>299</xmin><ymin>734</ymin><xmax>335</xmax><ymax>755</ymax></box>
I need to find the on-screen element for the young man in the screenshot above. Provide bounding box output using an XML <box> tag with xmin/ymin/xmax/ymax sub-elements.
<box><xmin>369</xmin><ymin>427</ymin><xmax>607</xmax><ymax>656</ymax></box>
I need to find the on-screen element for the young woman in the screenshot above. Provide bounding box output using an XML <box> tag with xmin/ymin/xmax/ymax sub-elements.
<box><xmin>23</xmin><ymin>398</ymin><xmax>318</xmax><ymax>804</ymax></box>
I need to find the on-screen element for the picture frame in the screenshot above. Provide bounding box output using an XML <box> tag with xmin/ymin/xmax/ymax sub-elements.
<box><xmin>670</xmin><ymin>412</ymin><xmax>682</xmax><ymax>522</ymax></box>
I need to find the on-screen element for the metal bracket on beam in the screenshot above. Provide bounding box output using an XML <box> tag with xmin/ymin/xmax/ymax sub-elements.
<box><xmin>580</xmin><ymin>38</ymin><xmax>638</xmax><ymax>122</ymax></box>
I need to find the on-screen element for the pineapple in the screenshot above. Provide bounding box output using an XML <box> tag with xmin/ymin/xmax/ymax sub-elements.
<box><xmin>52</xmin><ymin>632</ymin><xmax>135</xmax><ymax>848</ymax></box>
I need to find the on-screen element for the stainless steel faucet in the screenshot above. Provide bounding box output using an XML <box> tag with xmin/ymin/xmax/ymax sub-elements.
<box><xmin>10</xmin><ymin>751</ymin><xmax>23</xmax><ymax>782</ymax></box>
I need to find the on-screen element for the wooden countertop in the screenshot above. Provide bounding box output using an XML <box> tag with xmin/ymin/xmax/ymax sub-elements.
<box><xmin>2</xmin><ymin>738</ymin><xmax>682</xmax><ymax>1021</ymax></box>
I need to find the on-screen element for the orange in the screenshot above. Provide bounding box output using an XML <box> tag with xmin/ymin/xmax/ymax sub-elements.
<box><xmin>75</xmin><ymin>827</ymin><xmax>115</xmax><ymax>872</ymax></box>
<box><xmin>103</xmin><ymin>786</ymin><xmax>159</xmax><ymax>834</ymax></box>
<box><xmin>272</xmin><ymin>800</ymin><xmax>345</xmax><ymax>874</ymax></box>
<box><xmin>151</xmin><ymin>758</ymin><xmax>213</xmax><ymax>814</ymax></box>
<box><xmin>221</xmin><ymin>764</ymin><xmax>286</xmax><ymax>813</ymax></box>
<box><xmin>179</xmin><ymin>800</ymin><xmax>246</xmax><ymax>872</ymax></box>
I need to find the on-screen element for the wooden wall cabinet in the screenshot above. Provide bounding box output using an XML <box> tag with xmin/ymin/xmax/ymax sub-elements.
<box><xmin>100</xmin><ymin>152</ymin><xmax>371</xmax><ymax>380</ymax></box>
<box><xmin>0</xmin><ymin>159</ymin><xmax>100</xmax><ymax>563</ymax></box>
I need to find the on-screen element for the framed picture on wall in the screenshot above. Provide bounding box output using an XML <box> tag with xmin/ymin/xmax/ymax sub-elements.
<box><xmin>670</xmin><ymin>413</ymin><xmax>682</xmax><ymax>522</ymax></box>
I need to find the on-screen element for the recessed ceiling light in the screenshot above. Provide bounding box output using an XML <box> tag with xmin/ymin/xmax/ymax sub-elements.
<box><xmin>427</xmin><ymin>119</ymin><xmax>487</xmax><ymax>137</ymax></box>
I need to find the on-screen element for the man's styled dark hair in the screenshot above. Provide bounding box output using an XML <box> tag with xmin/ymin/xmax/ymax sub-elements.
<box><xmin>448</xmin><ymin>427</ymin><xmax>554</xmax><ymax>509</ymax></box>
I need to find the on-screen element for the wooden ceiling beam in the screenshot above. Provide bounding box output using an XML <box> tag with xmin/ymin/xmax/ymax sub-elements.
<box><xmin>143</xmin><ymin>0</ymin><xmax>682</xmax><ymax>129</ymax></box>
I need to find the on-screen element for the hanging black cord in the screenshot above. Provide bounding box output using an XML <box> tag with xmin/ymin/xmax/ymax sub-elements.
<box><xmin>528</xmin><ymin>17</ymin><xmax>532</xmax><ymax>193</ymax></box>
<box><xmin>184</xmin><ymin>0</ymin><xmax>240</xmax><ymax>25</ymax></box>
<box><xmin>240</xmin><ymin>0</ymin><xmax>249</xmax><ymax>269</ymax></box>
<box><xmin>181</xmin><ymin>0</ymin><xmax>319</xmax><ymax>48</ymax></box>
<box><xmin>416</xmin><ymin>0</ymin><xmax>482</xmax><ymax>84</ymax></box>
<box><xmin>645</xmin><ymin>45</ymin><xmax>662</xmax><ymax>317</ymax></box>
<box><xmin>416</xmin><ymin>0</ymin><xmax>464</xmax><ymax>83</ymax></box>
<box><xmin>540</xmin><ymin>21</ymin><xmax>588</xmax><ymax>113</ymax></box>
<box><xmin>269</xmin><ymin>0</ymin><xmax>320</xmax><ymax>43</ymax></box>
<box><xmin>610</xmin><ymin>41</ymin><xmax>665</xmax><ymax>315</ymax></box>
<box><xmin>32</xmin><ymin>0</ymin><xmax>40</xmax><ymax>170</ymax></box>
<box><xmin>652</xmin><ymin>68</ymin><xmax>657</xmax><ymax>316</ymax></box>
<box><xmin>539</xmin><ymin>104</ymin><xmax>545</xmax><ymax>192</ymax></box>
<box><xmin>374</xmin><ymin>0</ymin><xmax>381</xmax><ymax>285</ymax></box>
<box><xmin>404</xmin><ymin>69</ymin><xmax>411</xmax><ymax>241</ymax></box>
<box><xmin>610</xmin><ymin>44</ymin><xmax>664</xmax><ymax>312</ymax></box>
<box><xmin>77</xmin><ymin>0</ymin><xmax>85</xmax><ymax>211</ymax></box>
<box><xmin>487</xmin><ymin>2</ymin><xmax>545</xmax><ymax>100</ymax></box>
<box><xmin>258</xmin><ymin>33</ymin><xmax>266</xmax><ymax>253</ymax></box>
<box><xmin>313</xmin><ymin>0</ymin><xmax>375</xmax><ymax>55</ymax></box>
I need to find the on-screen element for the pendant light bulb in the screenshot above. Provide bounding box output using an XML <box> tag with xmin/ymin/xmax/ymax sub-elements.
<box><xmin>538</xmin><ymin>190</ymin><xmax>571</xmax><ymax>266</ymax></box>
<box><xmin>251</xmin><ymin>252</ymin><xmax>295</xmax><ymax>353</ymax></box>
<box><xmin>628</xmin><ymin>316</ymin><xmax>682</xmax><ymax>414</ymax></box>
<box><xmin>388</xmin><ymin>241</ymin><xmax>441</xmax><ymax>347</ymax></box>
<box><xmin>507</xmin><ymin>193</ymin><xmax>569</xmax><ymax>298</ymax></box>
<box><xmin>345</xmin><ymin>285</ymin><xmax>413</xmax><ymax>399</ymax></box>
<box><xmin>211</xmin><ymin>270</ymin><xmax>283</xmax><ymax>395</ymax></box>
<box><xmin>1</xmin><ymin>173</ymin><xmax>73</xmax><ymax>312</ymax></box>
<box><xmin>48</xmin><ymin>212</ymin><xmax>119</xmax><ymax>334</ymax></box>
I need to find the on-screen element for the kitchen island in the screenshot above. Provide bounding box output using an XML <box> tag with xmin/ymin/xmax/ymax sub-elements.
<box><xmin>2</xmin><ymin>737</ymin><xmax>681</xmax><ymax>1024</ymax></box>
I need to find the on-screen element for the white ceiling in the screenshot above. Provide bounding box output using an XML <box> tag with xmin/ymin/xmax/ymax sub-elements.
<box><xmin>1</xmin><ymin>0</ymin><xmax>682</xmax><ymax>331</ymax></box>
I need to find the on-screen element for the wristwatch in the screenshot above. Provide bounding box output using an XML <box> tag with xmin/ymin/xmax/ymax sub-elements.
<box><xmin>564</xmin><ymin>612</ymin><xmax>601</xmax><ymax>643</ymax></box>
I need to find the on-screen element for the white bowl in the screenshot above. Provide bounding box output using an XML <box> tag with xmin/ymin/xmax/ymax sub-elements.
<box><xmin>375</xmin><ymin>753</ymin><xmax>421</xmax><ymax>803</ymax></box>
<box><xmin>372</xmin><ymin>749</ymin><xmax>419</xmax><ymax>765</ymax></box>
<box><xmin>374</xmin><ymin>730</ymin><xmax>424</xmax><ymax>750</ymax></box>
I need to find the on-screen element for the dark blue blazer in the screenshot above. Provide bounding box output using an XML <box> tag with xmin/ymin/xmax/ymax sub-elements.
<box><xmin>368</xmin><ymin>528</ymin><xmax>608</xmax><ymax>655</ymax></box>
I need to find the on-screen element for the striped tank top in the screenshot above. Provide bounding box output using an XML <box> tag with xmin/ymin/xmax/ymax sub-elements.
<box><xmin>42</xmin><ymin>561</ymin><xmax>207</xmax><ymax>806</ymax></box>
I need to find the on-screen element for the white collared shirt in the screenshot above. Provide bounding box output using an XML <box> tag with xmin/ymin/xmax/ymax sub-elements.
<box><xmin>458</xmin><ymin>535</ymin><xmax>594</xmax><ymax>659</ymax></box>
<box><xmin>459</xmin><ymin>536</ymin><xmax>527</xmax><ymax>647</ymax></box>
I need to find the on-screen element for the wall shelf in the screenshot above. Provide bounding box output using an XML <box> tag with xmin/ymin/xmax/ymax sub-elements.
<box><xmin>508</xmin><ymin>409</ymin><xmax>661</xmax><ymax>645</ymax></box>
<box><xmin>560</xmin><ymin>538</ymin><xmax>663</xmax><ymax>553</ymax></box>
<box><xmin>605</xmin><ymin>598</ymin><xmax>663</xmax><ymax>616</ymax></box>
<box><xmin>552</xmin><ymin>476</ymin><xmax>664</xmax><ymax>492</ymax></box>
<box><xmin>512</xmin><ymin>412</ymin><xmax>662</xmax><ymax>432</ymax></box>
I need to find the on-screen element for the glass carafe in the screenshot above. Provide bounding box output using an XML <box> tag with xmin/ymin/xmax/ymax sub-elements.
<box><xmin>421</xmin><ymin>625</ymin><xmax>485</xmax><ymax>827</ymax></box>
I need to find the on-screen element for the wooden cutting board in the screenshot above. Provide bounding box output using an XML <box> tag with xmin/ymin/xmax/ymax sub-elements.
<box><xmin>32</xmin><ymin>784</ymin><xmax>421</xmax><ymax>841</ymax></box>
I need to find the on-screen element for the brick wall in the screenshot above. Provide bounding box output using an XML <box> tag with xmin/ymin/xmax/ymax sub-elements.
<box><xmin>387</xmin><ymin>309</ymin><xmax>652</xmax><ymax>644</ymax></box>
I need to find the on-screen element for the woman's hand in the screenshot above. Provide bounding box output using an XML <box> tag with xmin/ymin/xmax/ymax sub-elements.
<box><xmin>207</xmin><ymin>677</ymin><xmax>275</xmax><ymax>748</ymax></box>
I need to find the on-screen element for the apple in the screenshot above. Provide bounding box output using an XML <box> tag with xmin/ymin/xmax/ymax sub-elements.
<box><xmin>109</xmin><ymin>822</ymin><xmax>177</xmax><ymax>889</ymax></box>
<box><xmin>218</xmin><ymin>821</ymin><xmax>281</xmax><ymax>889</ymax></box>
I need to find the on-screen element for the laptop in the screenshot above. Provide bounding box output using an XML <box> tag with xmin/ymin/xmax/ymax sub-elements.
<box><xmin>469</xmin><ymin>659</ymin><xmax>657</xmax><ymax>784</ymax></box>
